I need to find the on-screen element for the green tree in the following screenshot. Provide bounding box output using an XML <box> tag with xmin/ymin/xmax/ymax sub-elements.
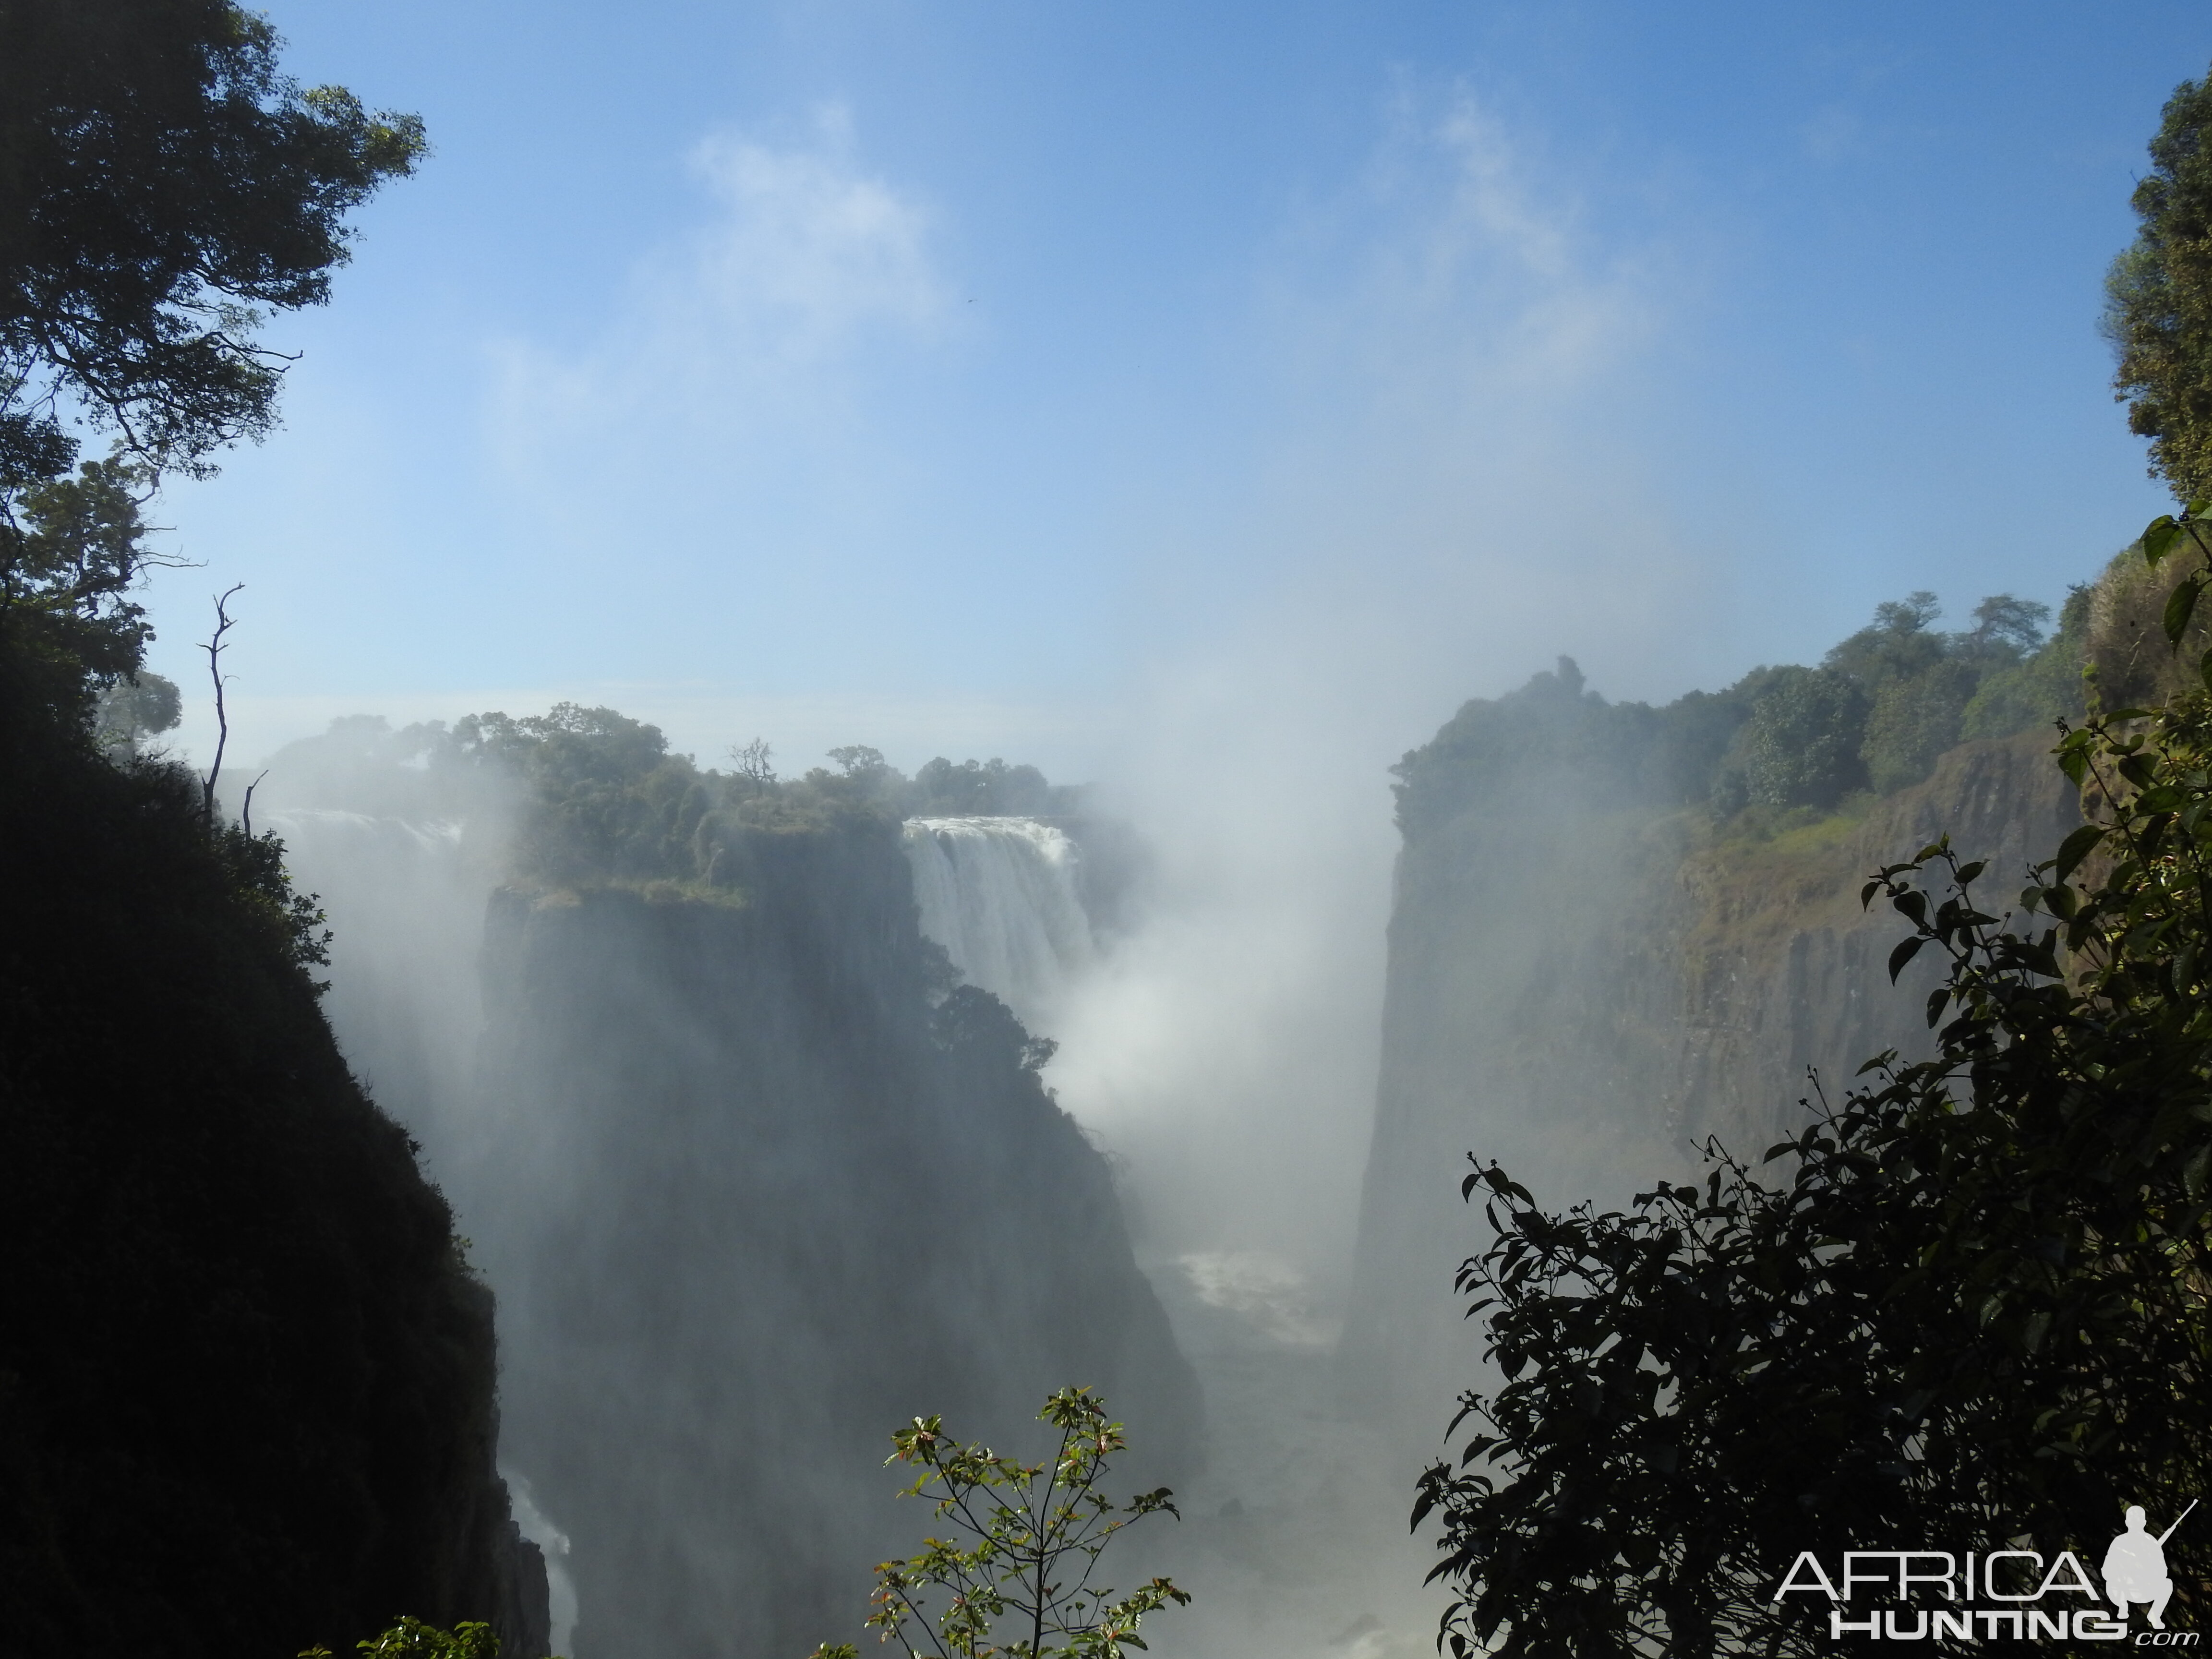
<box><xmin>457</xmin><ymin>703</ymin><xmax>711</xmax><ymax>886</ymax></box>
<box><xmin>1414</xmin><ymin>522</ymin><xmax>2212</xmax><ymax>1656</ymax></box>
<box><xmin>0</xmin><ymin>454</ymin><xmax>159</xmax><ymax>706</ymax></box>
<box><xmin>810</xmin><ymin>1388</ymin><xmax>1188</xmax><ymax>1659</ymax></box>
<box><xmin>1961</xmin><ymin>587</ymin><xmax>2088</xmax><ymax>741</ymax></box>
<box><xmin>1960</xmin><ymin>593</ymin><xmax>2053</xmax><ymax>662</ymax></box>
<box><xmin>92</xmin><ymin>665</ymin><xmax>182</xmax><ymax>754</ymax></box>
<box><xmin>1820</xmin><ymin>592</ymin><xmax>2053</xmax><ymax>794</ymax></box>
<box><xmin>1735</xmin><ymin>664</ymin><xmax>1868</xmax><ymax>808</ymax></box>
<box><xmin>1820</xmin><ymin>589</ymin><xmax>1948</xmax><ymax>688</ymax></box>
<box><xmin>2106</xmin><ymin>63</ymin><xmax>2212</xmax><ymax>501</ymax></box>
<box><xmin>1859</xmin><ymin>656</ymin><xmax>1980</xmax><ymax>794</ymax></box>
<box><xmin>0</xmin><ymin>0</ymin><xmax>425</xmax><ymax>483</ymax></box>
<box><xmin>0</xmin><ymin>0</ymin><xmax>424</xmax><ymax>714</ymax></box>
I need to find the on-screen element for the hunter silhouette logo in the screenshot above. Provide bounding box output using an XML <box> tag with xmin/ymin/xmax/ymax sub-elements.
<box><xmin>2104</xmin><ymin>1503</ymin><xmax>2194</xmax><ymax>1631</ymax></box>
<box><xmin>1771</xmin><ymin>1502</ymin><xmax>2198</xmax><ymax>1643</ymax></box>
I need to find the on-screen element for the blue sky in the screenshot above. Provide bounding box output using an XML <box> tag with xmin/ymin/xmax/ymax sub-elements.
<box><xmin>147</xmin><ymin>0</ymin><xmax>2210</xmax><ymax>777</ymax></box>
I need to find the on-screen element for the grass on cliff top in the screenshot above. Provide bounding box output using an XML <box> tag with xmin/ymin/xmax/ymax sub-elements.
<box><xmin>1709</xmin><ymin>793</ymin><xmax>1879</xmax><ymax>858</ymax></box>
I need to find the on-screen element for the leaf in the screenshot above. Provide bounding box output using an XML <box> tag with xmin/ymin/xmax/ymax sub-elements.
<box><xmin>1888</xmin><ymin>936</ymin><xmax>1926</xmax><ymax>983</ymax></box>
<box><xmin>2145</xmin><ymin>515</ymin><xmax>2182</xmax><ymax>565</ymax></box>
<box><xmin>2165</xmin><ymin>571</ymin><xmax>2206</xmax><ymax>645</ymax></box>
<box><xmin>2053</xmin><ymin>823</ymin><xmax>2108</xmax><ymax>884</ymax></box>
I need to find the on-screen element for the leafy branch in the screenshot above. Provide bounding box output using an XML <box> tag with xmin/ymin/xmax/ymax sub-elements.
<box><xmin>810</xmin><ymin>1388</ymin><xmax>1188</xmax><ymax>1659</ymax></box>
<box><xmin>1416</xmin><ymin>520</ymin><xmax>2212</xmax><ymax>1659</ymax></box>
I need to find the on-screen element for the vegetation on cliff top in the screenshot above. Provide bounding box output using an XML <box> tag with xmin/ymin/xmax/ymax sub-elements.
<box><xmin>305</xmin><ymin>702</ymin><xmax>1082</xmax><ymax>900</ymax></box>
<box><xmin>1394</xmin><ymin>586</ymin><xmax>2085</xmax><ymax>844</ymax></box>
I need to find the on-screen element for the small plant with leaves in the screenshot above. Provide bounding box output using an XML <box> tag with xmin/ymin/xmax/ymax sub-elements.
<box><xmin>301</xmin><ymin>1616</ymin><xmax>503</xmax><ymax>1659</ymax></box>
<box><xmin>810</xmin><ymin>1387</ymin><xmax>1189</xmax><ymax>1659</ymax></box>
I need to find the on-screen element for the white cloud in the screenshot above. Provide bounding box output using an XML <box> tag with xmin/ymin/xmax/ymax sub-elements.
<box><xmin>484</xmin><ymin>107</ymin><xmax>950</xmax><ymax>502</ymax></box>
<box><xmin>679</xmin><ymin>109</ymin><xmax>946</xmax><ymax>354</ymax></box>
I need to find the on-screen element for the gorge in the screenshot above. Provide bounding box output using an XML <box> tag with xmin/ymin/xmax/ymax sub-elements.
<box><xmin>7</xmin><ymin>9</ymin><xmax>2199</xmax><ymax>1656</ymax></box>
<box><xmin>254</xmin><ymin>721</ymin><xmax>1196</xmax><ymax>1659</ymax></box>
<box><xmin>225</xmin><ymin>549</ymin><xmax>2120</xmax><ymax>1658</ymax></box>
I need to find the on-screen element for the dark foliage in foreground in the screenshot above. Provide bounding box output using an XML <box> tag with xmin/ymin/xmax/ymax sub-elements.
<box><xmin>0</xmin><ymin>6</ymin><xmax>545</xmax><ymax>1653</ymax></box>
<box><xmin>0</xmin><ymin>0</ymin><xmax>424</xmax><ymax>483</ymax></box>
<box><xmin>1417</xmin><ymin>523</ymin><xmax>2212</xmax><ymax>1656</ymax></box>
<box><xmin>0</xmin><ymin>668</ymin><xmax>525</xmax><ymax>1658</ymax></box>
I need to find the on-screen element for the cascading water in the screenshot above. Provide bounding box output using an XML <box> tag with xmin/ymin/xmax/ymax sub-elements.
<box><xmin>904</xmin><ymin>809</ymin><xmax>1428</xmax><ymax>1659</ymax></box>
<box><xmin>900</xmin><ymin>817</ymin><xmax>1094</xmax><ymax>1023</ymax></box>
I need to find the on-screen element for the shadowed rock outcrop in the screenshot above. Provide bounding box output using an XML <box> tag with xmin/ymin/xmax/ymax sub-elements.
<box><xmin>467</xmin><ymin>820</ymin><xmax>1198</xmax><ymax>1659</ymax></box>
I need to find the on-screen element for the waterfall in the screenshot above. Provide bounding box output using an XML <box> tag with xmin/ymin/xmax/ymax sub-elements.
<box><xmin>901</xmin><ymin>817</ymin><xmax>1094</xmax><ymax>1024</ymax></box>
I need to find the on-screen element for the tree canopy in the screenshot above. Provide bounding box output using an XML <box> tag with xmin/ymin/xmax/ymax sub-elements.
<box><xmin>1391</xmin><ymin>590</ymin><xmax>2075</xmax><ymax>842</ymax></box>
<box><xmin>0</xmin><ymin>0</ymin><xmax>424</xmax><ymax>720</ymax></box>
<box><xmin>2106</xmin><ymin>63</ymin><xmax>2212</xmax><ymax>501</ymax></box>
<box><xmin>0</xmin><ymin>0</ymin><xmax>425</xmax><ymax>485</ymax></box>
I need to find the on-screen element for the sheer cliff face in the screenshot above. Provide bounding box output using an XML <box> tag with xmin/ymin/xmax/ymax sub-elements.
<box><xmin>1342</xmin><ymin>729</ymin><xmax>2079</xmax><ymax>1436</ymax></box>
<box><xmin>1659</xmin><ymin>734</ymin><xmax>2080</xmax><ymax>1152</ymax></box>
<box><xmin>466</xmin><ymin>823</ymin><xmax>1198</xmax><ymax>1659</ymax></box>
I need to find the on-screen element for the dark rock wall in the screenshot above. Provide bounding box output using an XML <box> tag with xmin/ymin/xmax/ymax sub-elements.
<box><xmin>0</xmin><ymin>712</ymin><xmax>546</xmax><ymax>1659</ymax></box>
<box><xmin>466</xmin><ymin>822</ymin><xmax>1198</xmax><ymax>1659</ymax></box>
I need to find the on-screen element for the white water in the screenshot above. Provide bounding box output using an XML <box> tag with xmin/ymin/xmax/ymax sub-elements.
<box><xmin>900</xmin><ymin>809</ymin><xmax>1442</xmax><ymax>1659</ymax></box>
<box><xmin>900</xmin><ymin>816</ymin><xmax>1094</xmax><ymax>1025</ymax></box>
<box><xmin>262</xmin><ymin>762</ymin><xmax>1437</xmax><ymax>1658</ymax></box>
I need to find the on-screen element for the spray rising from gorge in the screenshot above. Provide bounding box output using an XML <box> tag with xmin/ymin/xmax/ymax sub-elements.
<box><xmin>213</xmin><ymin>541</ymin><xmax>2108</xmax><ymax>1659</ymax></box>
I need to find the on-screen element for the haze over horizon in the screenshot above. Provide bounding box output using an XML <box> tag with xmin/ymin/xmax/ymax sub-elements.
<box><xmin>130</xmin><ymin>0</ymin><xmax>2200</xmax><ymax>783</ymax></box>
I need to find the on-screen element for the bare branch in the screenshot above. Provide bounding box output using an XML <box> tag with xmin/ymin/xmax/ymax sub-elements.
<box><xmin>199</xmin><ymin>584</ymin><xmax>243</xmax><ymax>824</ymax></box>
